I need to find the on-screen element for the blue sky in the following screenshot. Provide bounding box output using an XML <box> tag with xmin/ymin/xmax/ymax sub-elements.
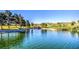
<box><xmin>0</xmin><ymin>10</ymin><xmax>79</xmax><ymax>23</ymax></box>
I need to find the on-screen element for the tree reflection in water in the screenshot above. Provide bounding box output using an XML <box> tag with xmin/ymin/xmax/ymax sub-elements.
<box><xmin>0</xmin><ymin>32</ymin><xmax>26</xmax><ymax>49</ymax></box>
<box><xmin>26</xmin><ymin>29</ymin><xmax>30</xmax><ymax>39</ymax></box>
<box><xmin>41</xmin><ymin>29</ymin><xmax>47</xmax><ymax>38</ymax></box>
<box><xmin>70</xmin><ymin>31</ymin><xmax>79</xmax><ymax>38</ymax></box>
<box><xmin>31</xmin><ymin>29</ymin><xmax>33</xmax><ymax>35</ymax></box>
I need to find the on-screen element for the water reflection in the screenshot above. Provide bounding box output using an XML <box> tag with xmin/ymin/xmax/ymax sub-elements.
<box><xmin>0</xmin><ymin>32</ymin><xmax>26</xmax><ymax>49</ymax></box>
<box><xmin>70</xmin><ymin>32</ymin><xmax>79</xmax><ymax>38</ymax></box>
<box><xmin>31</xmin><ymin>29</ymin><xmax>33</xmax><ymax>35</ymax></box>
<box><xmin>70</xmin><ymin>32</ymin><xmax>76</xmax><ymax>37</ymax></box>
<box><xmin>26</xmin><ymin>29</ymin><xmax>30</xmax><ymax>39</ymax></box>
<box><xmin>1</xmin><ymin>29</ymin><xmax>79</xmax><ymax>49</ymax></box>
<box><xmin>41</xmin><ymin>29</ymin><xmax>47</xmax><ymax>40</ymax></box>
<box><xmin>41</xmin><ymin>29</ymin><xmax>47</xmax><ymax>36</ymax></box>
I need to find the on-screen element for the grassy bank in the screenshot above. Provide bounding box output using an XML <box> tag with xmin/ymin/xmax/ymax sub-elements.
<box><xmin>0</xmin><ymin>26</ymin><xmax>27</xmax><ymax>30</ymax></box>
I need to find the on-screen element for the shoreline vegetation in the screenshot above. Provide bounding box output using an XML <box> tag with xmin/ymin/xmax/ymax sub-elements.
<box><xmin>0</xmin><ymin>10</ymin><xmax>79</xmax><ymax>33</ymax></box>
<box><xmin>0</xmin><ymin>10</ymin><xmax>30</xmax><ymax>31</ymax></box>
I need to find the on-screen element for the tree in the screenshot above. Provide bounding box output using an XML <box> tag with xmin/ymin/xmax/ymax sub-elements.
<box><xmin>31</xmin><ymin>22</ymin><xmax>34</xmax><ymax>26</ymax></box>
<box><xmin>0</xmin><ymin>10</ymin><xmax>27</xmax><ymax>30</ymax></box>
<box><xmin>0</xmin><ymin>12</ymin><xmax>7</xmax><ymax>29</ymax></box>
<box><xmin>21</xmin><ymin>19</ymin><xmax>26</xmax><ymax>26</ymax></box>
<box><xmin>5</xmin><ymin>10</ymin><xmax>12</xmax><ymax>17</ymax></box>
<box><xmin>57</xmin><ymin>22</ymin><xmax>63</xmax><ymax>27</ymax></box>
<box><xmin>26</xmin><ymin>20</ymin><xmax>30</xmax><ymax>28</ymax></box>
<box><xmin>4</xmin><ymin>10</ymin><xmax>13</xmax><ymax>29</ymax></box>
<box><xmin>77</xmin><ymin>20</ymin><xmax>79</xmax><ymax>23</ymax></box>
<box><xmin>41</xmin><ymin>23</ymin><xmax>47</xmax><ymax>28</ymax></box>
<box><xmin>71</xmin><ymin>21</ymin><xmax>76</xmax><ymax>26</ymax></box>
<box><xmin>13</xmin><ymin>13</ymin><xmax>20</xmax><ymax>22</ymax></box>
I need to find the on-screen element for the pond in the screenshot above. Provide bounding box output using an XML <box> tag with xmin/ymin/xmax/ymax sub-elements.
<box><xmin>0</xmin><ymin>29</ymin><xmax>79</xmax><ymax>49</ymax></box>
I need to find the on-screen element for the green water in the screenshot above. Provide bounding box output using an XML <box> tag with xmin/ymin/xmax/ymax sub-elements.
<box><xmin>0</xmin><ymin>29</ymin><xmax>79</xmax><ymax>49</ymax></box>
